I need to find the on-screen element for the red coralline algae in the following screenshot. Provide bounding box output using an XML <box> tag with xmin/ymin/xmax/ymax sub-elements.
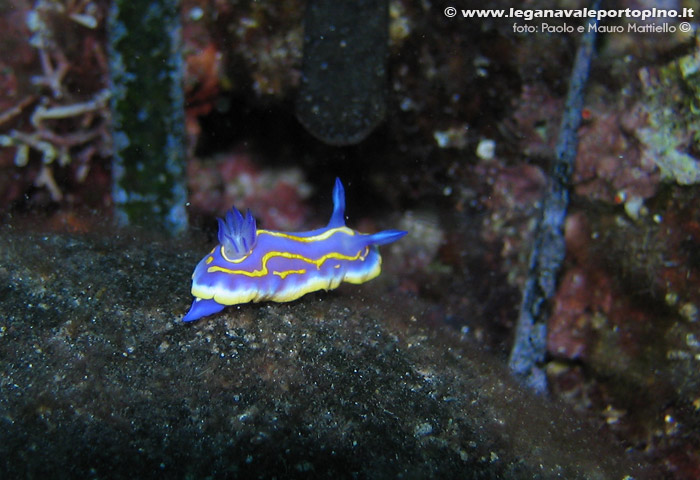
<box><xmin>548</xmin><ymin>212</ymin><xmax>660</xmax><ymax>364</ymax></box>
<box><xmin>182</xmin><ymin>0</ymin><xmax>303</xmax><ymax>99</ymax></box>
<box><xmin>184</xmin><ymin>43</ymin><xmax>222</xmax><ymax>143</ymax></box>
<box><xmin>509</xmin><ymin>84</ymin><xmax>563</xmax><ymax>158</ymax></box>
<box><xmin>187</xmin><ymin>151</ymin><xmax>311</xmax><ymax>231</ymax></box>
<box><xmin>480</xmin><ymin>162</ymin><xmax>547</xmax><ymax>288</ymax></box>
<box><xmin>548</xmin><ymin>268</ymin><xmax>597</xmax><ymax>360</ymax></box>
<box><xmin>573</xmin><ymin>106</ymin><xmax>659</xmax><ymax>204</ymax></box>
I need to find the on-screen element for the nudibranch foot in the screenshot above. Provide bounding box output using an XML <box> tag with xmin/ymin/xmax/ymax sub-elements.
<box><xmin>183</xmin><ymin>178</ymin><xmax>407</xmax><ymax>322</ymax></box>
<box><xmin>183</xmin><ymin>298</ymin><xmax>225</xmax><ymax>323</ymax></box>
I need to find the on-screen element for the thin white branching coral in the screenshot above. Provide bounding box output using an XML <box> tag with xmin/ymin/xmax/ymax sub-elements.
<box><xmin>0</xmin><ymin>0</ymin><xmax>111</xmax><ymax>202</ymax></box>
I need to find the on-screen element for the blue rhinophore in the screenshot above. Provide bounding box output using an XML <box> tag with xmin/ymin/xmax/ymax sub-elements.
<box><xmin>183</xmin><ymin>178</ymin><xmax>407</xmax><ymax>322</ymax></box>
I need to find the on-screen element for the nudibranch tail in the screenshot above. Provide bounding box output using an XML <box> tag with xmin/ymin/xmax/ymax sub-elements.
<box><xmin>217</xmin><ymin>207</ymin><xmax>257</xmax><ymax>259</ymax></box>
<box><xmin>183</xmin><ymin>178</ymin><xmax>408</xmax><ymax>322</ymax></box>
<box><xmin>366</xmin><ymin>229</ymin><xmax>408</xmax><ymax>246</ymax></box>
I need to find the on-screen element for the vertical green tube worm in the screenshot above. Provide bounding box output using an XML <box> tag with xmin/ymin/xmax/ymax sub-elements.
<box><xmin>107</xmin><ymin>0</ymin><xmax>188</xmax><ymax>235</ymax></box>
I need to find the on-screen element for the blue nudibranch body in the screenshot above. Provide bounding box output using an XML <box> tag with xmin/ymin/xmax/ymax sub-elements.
<box><xmin>183</xmin><ymin>178</ymin><xmax>407</xmax><ymax>322</ymax></box>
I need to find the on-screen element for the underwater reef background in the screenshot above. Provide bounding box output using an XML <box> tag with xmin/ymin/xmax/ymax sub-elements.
<box><xmin>1</xmin><ymin>0</ymin><xmax>700</xmax><ymax>477</ymax></box>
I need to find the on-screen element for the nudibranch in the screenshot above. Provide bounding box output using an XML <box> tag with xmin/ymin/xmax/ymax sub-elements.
<box><xmin>183</xmin><ymin>178</ymin><xmax>407</xmax><ymax>322</ymax></box>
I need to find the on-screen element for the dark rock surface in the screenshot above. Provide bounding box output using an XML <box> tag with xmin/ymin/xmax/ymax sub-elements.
<box><xmin>0</xmin><ymin>224</ymin><xmax>649</xmax><ymax>479</ymax></box>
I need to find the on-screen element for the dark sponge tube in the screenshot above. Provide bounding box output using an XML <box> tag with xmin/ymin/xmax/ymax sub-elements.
<box><xmin>296</xmin><ymin>0</ymin><xmax>388</xmax><ymax>146</ymax></box>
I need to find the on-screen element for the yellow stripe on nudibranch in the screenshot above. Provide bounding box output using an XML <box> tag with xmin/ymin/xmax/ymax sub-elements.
<box><xmin>208</xmin><ymin>247</ymin><xmax>370</xmax><ymax>277</ymax></box>
<box><xmin>273</xmin><ymin>269</ymin><xmax>307</xmax><ymax>279</ymax></box>
<box><xmin>182</xmin><ymin>178</ymin><xmax>407</xmax><ymax>322</ymax></box>
<box><xmin>257</xmin><ymin>226</ymin><xmax>356</xmax><ymax>242</ymax></box>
